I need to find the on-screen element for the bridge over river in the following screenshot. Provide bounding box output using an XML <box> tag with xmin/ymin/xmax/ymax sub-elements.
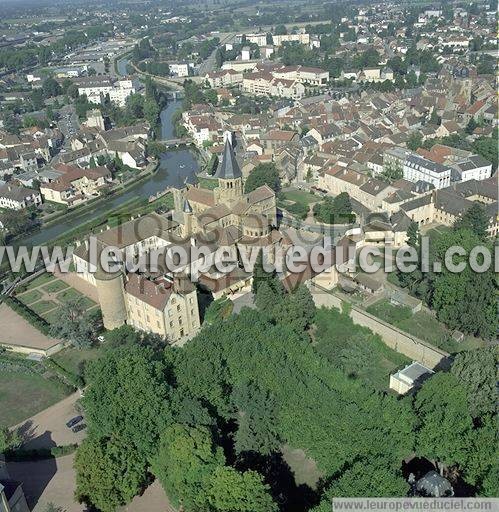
<box><xmin>158</xmin><ymin>137</ymin><xmax>193</xmax><ymax>148</ymax></box>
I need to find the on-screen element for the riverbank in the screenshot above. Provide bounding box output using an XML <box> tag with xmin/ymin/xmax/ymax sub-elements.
<box><xmin>38</xmin><ymin>160</ymin><xmax>159</xmax><ymax>230</ymax></box>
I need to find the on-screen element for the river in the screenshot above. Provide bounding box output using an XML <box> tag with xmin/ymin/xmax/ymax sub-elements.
<box><xmin>19</xmin><ymin>100</ymin><xmax>198</xmax><ymax>248</ymax></box>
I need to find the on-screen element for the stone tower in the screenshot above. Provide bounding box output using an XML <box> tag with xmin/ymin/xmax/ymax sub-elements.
<box><xmin>214</xmin><ymin>137</ymin><xmax>243</xmax><ymax>207</ymax></box>
<box><xmin>95</xmin><ymin>267</ymin><xmax>127</xmax><ymax>330</ymax></box>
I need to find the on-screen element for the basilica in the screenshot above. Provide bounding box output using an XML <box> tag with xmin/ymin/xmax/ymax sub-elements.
<box><xmin>172</xmin><ymin>135</ymin><xmax>278</xmax><ymax>239</ymax></box>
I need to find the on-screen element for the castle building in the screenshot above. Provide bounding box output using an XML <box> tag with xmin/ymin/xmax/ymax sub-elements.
<box><xmin>71</xmin><ymin>137</ymin><xmax>346</xmax><ymax>341</ymax></box>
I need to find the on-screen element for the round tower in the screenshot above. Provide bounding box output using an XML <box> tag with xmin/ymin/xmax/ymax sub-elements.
<box><xmin>95</xmin><ymin>268</ymin><xmax>127</xmax><ymax>330</ymax></box>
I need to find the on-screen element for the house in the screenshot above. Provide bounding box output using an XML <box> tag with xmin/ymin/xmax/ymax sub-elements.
<box><xmin>0</xmin><ymin>183</ymin><xmax>42</xmax><ymax>210</ymax></box>
<box><xmin>353</xmin><ymin>273</ymin><xmax>384</xmax><ymax>294</ymax></box>
<box><xmin>390</xmin><ymin>362</ymin><xmax>434</xmax><ymax>394</ymax></box>
<box><xmin>260</xmin><ymin>130</ymin><xmax>299</xmax><ymax>154</ymax></box>
<box><xmin>39</xmin><ymin>164</ymin><xmax>112</xmax><ymax>206</ymax></box>
<box><xmin>205</xmin><ymin>69</ymin><xmax>243</xmax><ymax>88</ymax></box>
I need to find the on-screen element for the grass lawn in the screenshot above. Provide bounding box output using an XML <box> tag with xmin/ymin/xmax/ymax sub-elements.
<box><xmin>41</xmin><ymin>309</ymin><xmax>62</xmax><ymax>324</ymax></box>
<box><xmin>26</xmin><ymin>273</ymin><xmax>55</xmax><ymax>288</ymax></box>
<box><xmin>52</xmin><ymin>346</ymin><xmax>102</xmax><ymax>378</ymax></box>
<box><xmin>198</xmin><ymin>177</ymin><xmax>218</xmax><ymax>190</ymax></box>
<box><xmin>30</xmin><ymin>300</ymin><xmax>58</xmax><ymax>315</ymax></box>
<box><xmin>79</xmin><ymin>297</ymin><xmax>97</xmax><ymax>309</ymax></box>
<box><xmin>366</xmin><ymin>299</ymin><xmax>483</xmax><ymax>353</ymax></box>
<box><xmin>0</xmin><ymin>371</ymin><xmax>70</xmax><ymax>426</ymax></box>
<box><xmin>17</xmin><ymin>289</ymin><xmax>43</xmax><ymax>305</ymax></box>
<box><xmin>314</xmin><ymin>307</ymin><xmax>408</xmax><ymax>390</ymax></box>
<box><xmin>42</xmin><ymin>279</ymin><xmax>70</xmax><ymax>293</ymax></box>
<box><xmin>56</xmin><ymin>288</ymin><xmax>83</xmax><ymax>304</ymax></box>
<box><xmin>280</xmin><ymin>188</ymin><xmax>318</xmax><ymax>207</ymax></box>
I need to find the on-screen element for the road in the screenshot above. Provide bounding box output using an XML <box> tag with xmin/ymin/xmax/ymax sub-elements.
<box><xmin>198</xmin><ymin>32</ymin><xmax>235</xmax><ymax>76</ymax></box>
<box><xmin>57</xmin><ymin>105</ymin><xmax>80</xmax><ymax>145</ymax></box>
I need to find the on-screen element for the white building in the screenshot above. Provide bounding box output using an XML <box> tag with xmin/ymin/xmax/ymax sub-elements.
<box><xmin>403</xmin><ymin>154</ymin><xmax>452</xmax><ymax>189</ymax></box>
<box><xmin>169</xmin><ymin>62</ymin><xmax>193</xmax><ymax>78</ymax></box>
<box><xmin>451</xmin><ymin>155</ymin><xmax>492</xmax><ymax>182</ymax></box>
<box><xmin>241</xmin><ymin>47</ymin><xmax>251</xmax><ymax>61</ymax></box>
<box><xmin>75</xmin><ymin>76</ymin><xmax>137</xmax><ymax>107</ymax></box>
<box><xmin>0</xmin><ymin>184</ymin><xmax>42</xmax><ymax>210</ymax></box>
<box><xmin>390</xmin><ymin>362</ymin><xmax>433</xmax><ymax>394</ymax></box>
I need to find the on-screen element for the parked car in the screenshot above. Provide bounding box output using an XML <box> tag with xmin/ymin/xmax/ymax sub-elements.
<box><xmin>66</xmin><ymin>415</ymin><xmax>83</xmax><ymax>428</ymax></box>
<box><xmin>72</xmin><ymin>423</ymin><xmax>87</xmax><ymax>434</ymax></box>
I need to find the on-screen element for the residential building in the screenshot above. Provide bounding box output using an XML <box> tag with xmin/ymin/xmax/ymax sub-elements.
<box><xmin>0</xmin><ymin>183</ymin><xmax>42</xmax><ymax>210</ymax></box>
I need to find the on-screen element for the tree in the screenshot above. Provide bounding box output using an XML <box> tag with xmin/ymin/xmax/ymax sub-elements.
<box><xmin>50</xmin><ymin>297</ymin><xmax>100</xmax><ymax>349</ymax></box>
<box><xmin>407</xmin><ymin>132</ymin><xmax>423</xmax><ymax>151</ymax></box>
<box><xmin>0</xmin><ymin>426</ymin><xmax>21</xmax><ymax>453</ymax></box>
<box><xmin>252</xmin><ymin>250</ymin><xmax>279</xmax><ymax>295</ymax></box>
<box><xmin>414</xmin><ymin>372</ymin><xmax>474</xmax><ymax>471</ymax></box>
<box><xmin>244</xmin><ymin>163</ymin><xmax>280</xmax><ymax>193</ymax></box>
<box><xmin>406</xmin><ymin>221</ymin><xmax>420</xmax><ymax>248</ymax></box>
<box><xmin>314</xmin><ymin>193</ymin><xmax>354</xmax><ymax>224</ymax></box>
<box><xmin>0</xmin><ymin>209</ymin><xmax>37</xmax><ymax>238</ymax></box>
<box><xmin>431</xmin><ymin>229</ymin><xmax>497</xmax><ymax>339</ymax></box>
<box><xmin>147</xmin><ymin>141</ymin><xmax>166</xmax><ymax>159</ymax></box>
<box><xmin>82</xmin><ymin>344</ymin><xmax>172</xmax><ymax>458</ymax></box>
<box><xmin>320</xmin><ymin>458</ymin><xmax>409</xmax><ymax>499</ymax></box>
<box><xmin>74</xmin><ymin>436</ymin><xmax>147</xmax><ymax>512</ymax></box>
<box><xmin>380</xmin><ymin>161</ymin><xmax>403</xmax><ymax>183</ymax></box>
<box><xmin>231</xmin><ymin>380</ymin><xmax>280</xmax><ymax>455</ymax></box>
<box><xmin>203</xmin><ymin>466</ymin><xmax>278</xmax><ymax>512</ymax></box>
<box><xmin>3</xmin><ymin>114</ymin><xmax>21</xmax><ymax>135</ymax></box>
<box><xmin>450</xmin><ymin>347</ymin><xmax>498</xmax><ymax>418</ymax></box>
<box><xmin>465</xmin><ymin>118</ymin><xmax>478</xmax><ymax>135</ymax></box>
<box><xmin>152</xmin><ymin>424</ymin><xmax>224</xmax><ymax>510</ymax></box>
<box><xmin>274</xmin><ymin>24</ymin><xmax>287</xmax><ymax>35</ymax></box>
<box><xmin>42</xmin><ymin>77</ymin><xmax>61</xmax><ymax>98</ymax></box>
<box><xmin>143</xmin><ymin>97</ymin><xmax>160</xmax><ymax>126</ymax></box>
<box><xmin>454</xmin><ymin>202</ymin><xmax>489</xmax><ymax>240</ymax></box>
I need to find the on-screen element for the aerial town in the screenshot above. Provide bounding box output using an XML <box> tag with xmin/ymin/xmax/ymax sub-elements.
<box><xmin>0</xmin><ymin>0</ymin><xmax>497</xmax><ymax>511</ymax></box>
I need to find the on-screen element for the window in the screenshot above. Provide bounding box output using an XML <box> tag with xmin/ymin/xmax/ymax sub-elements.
<box><xmin>177</xmin><ymin>305</ymin><xmax>181</xmax><ymax>312</ymax></box>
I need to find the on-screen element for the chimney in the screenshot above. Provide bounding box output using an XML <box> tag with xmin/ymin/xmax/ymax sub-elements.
<box><xmin>84</xmin><ymin>239</ymin><xmax>89</xmax><ymax>249</ymax></box>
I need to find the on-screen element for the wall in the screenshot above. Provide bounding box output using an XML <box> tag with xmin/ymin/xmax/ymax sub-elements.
<box><xmin>310</xmin><ymin>284</ymin><xmax>448</xmax><ymax>369</ymax></box>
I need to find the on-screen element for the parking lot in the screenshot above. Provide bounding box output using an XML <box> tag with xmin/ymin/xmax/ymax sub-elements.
<box><xmin>14</xmin><ymin>392</ymin><xmax>86</xmax><ymax>450</ymax></box>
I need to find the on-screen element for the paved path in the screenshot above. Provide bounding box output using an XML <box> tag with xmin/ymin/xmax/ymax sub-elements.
<box><xmin>123</xmin><ymin>481</ymin><xmax>176</xmax><ymax>512</ymax></box>
<box><xmin>7</xmin><ymin>454</ymin><xmax>84</xmax><ymax>512</ymax></box>
<box><xmin>14</xmin><ymin>392</ymin><xmax>86</xmax><ymax>450</ymax></box>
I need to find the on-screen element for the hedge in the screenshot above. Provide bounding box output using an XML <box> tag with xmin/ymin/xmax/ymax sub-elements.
<box><xmin>44</xmin><ymin>358</ymin><xmax>84</xmax><ymax>389</ymax></box>
<box><xmin>3</xmin><ymin>296</ymin><xmax>51</xmax><ymax>335</ymax></box>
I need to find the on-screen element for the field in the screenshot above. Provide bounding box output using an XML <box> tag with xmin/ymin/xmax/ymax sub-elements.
<box><xmin>366</xmin><ymin>299</ymin><xmax>484</xmax><ymax>353</ymax></box>
<box><xmin>278</xmin><ymin>188</ymin><xmax>319</xmax><ymax>219</ymax></box>
<box><xmin>0</xmin><ymin>371</ymin><xmax>70</xmax><ymax>426</ymax></box>
<box><xmin>280</xmin><ymin>188</ymin><xmax>318</xmax><ymax>207</ymax></box>
<box><xmin>314</xmin><ymin>306</ymin><xmax>408</xmax><ymax>390</ymax></box>
<box><xmin>16</xmin><ymin>273</ymin><xmax>98</xmax><ymax>324</ymax></box>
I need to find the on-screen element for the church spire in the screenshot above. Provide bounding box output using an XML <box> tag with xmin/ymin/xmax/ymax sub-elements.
<box><xmin>214</xmin><ymin>137</ymin><xmax>242</xmax><ymax>180</ymax></box>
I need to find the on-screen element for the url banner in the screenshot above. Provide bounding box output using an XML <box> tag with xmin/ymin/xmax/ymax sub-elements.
<box><xmin>332</xmin><ymin>499</ymin><xmax>499</xmax><ymax>512</ymax></box>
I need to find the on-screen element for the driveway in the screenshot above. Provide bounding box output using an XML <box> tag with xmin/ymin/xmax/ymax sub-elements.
<box><xmin>14</xmin><ymin>392</ymin><xmax>86</xmax><ymax>450</ymax></box>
